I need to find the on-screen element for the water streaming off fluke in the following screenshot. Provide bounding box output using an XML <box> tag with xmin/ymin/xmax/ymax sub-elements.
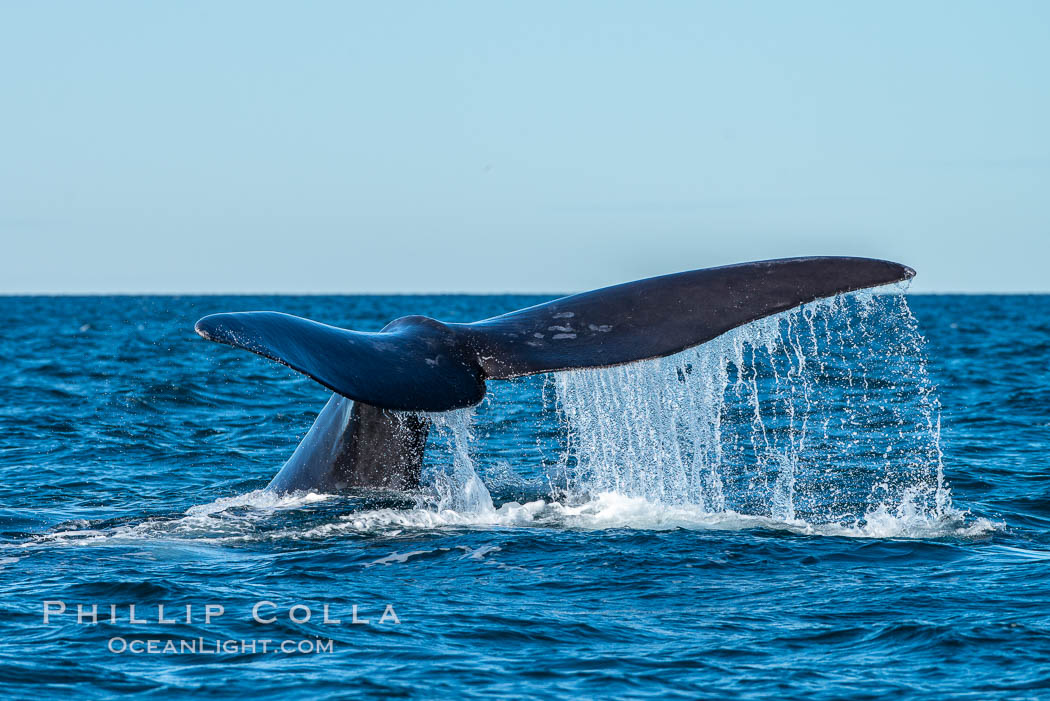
<box><xmin>547</xmin><ymin>289</ymin><xmax>951</xmax><ymax>527</ymax></box>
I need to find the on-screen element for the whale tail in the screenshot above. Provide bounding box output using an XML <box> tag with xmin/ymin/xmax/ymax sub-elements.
<box><xmin>195</xmin><ymin>256</ymin><xmax>914</xmax><ymax>412</ymax></box>
<box><xmin>193</xmin><ymin>256</ymin><xmax>915</xmax><ymax>492</ymax></box>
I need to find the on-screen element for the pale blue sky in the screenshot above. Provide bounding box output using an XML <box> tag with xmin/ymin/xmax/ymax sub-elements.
<box><xmin>1</xmin><ymin>1</ymin><xmax>1047</xmax><ymax>293</ymax></box>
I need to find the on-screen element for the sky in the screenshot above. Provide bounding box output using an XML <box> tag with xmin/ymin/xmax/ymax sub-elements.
<box><xmin>1</xmin><ymin>1</ymin><xmax>1047</xmax><ymax>293</ymax></box>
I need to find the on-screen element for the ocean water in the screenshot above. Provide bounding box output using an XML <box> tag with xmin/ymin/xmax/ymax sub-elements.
<box><xmin>1</xmin><ymin>292</ymin><xmax>1048</xmax><ymax>699</ymax></box>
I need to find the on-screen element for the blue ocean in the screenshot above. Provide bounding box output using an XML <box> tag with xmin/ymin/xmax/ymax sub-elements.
<box><xmin>1</xmin><ymin>292</ymin><xmax>1047</xmax><ymax>699</ymax></box>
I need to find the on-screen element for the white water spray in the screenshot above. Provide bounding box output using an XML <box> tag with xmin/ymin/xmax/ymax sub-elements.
<box><xmin>549</xmin><ymin>290</ymin><xmax>952</xmax><ymax>527</ymax></box>
<box><xmin>421</xmin><ymin>408</ymin><xmax>495</xmax><ymax>514</ymax></box>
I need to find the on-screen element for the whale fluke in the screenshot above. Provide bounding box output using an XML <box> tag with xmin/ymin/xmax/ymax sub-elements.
<box><xmin>194</xmin><ymin>256</ymin><xmax>915</xmax><ymax>492</ymax></box>
<box><xmin>197</xmin><ymin>257</ymin><xmax>913</xmax><ymax>412</ymax></box>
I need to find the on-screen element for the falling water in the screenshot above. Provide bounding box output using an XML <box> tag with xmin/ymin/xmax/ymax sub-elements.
<box><xmin>549</xmin><ymin>289</ymin><xmax>950</xmax><ymax>526</ymax></box>
<box><xmin>421</xmin><ymin>408</ymin><xmax>495</xmax><ymax>514</ymax></box>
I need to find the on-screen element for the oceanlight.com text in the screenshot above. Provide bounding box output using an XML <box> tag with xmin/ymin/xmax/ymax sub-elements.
<box><xmin>107</xmin><ymin>637</ymin><xmax>336</xmax><ymax>655</ymax></box>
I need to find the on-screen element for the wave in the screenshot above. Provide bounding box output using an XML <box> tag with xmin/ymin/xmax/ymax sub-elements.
<box><xmin>23</xmin><ymin>486</ymin><xmax>998</xmax><ymax>549</ymax></box>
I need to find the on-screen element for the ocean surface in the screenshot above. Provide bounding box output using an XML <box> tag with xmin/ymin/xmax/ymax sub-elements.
<box><xmin>1</xmin><ymin>292</ymin><xmax>1048</xmax><ymax>699</ymax></box>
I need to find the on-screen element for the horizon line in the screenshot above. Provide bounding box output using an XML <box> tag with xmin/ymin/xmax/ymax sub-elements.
<box><xmin>2</xmin><ymin>290</ymin><xmax>1049</xmax><ymax>297</ymax></box>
